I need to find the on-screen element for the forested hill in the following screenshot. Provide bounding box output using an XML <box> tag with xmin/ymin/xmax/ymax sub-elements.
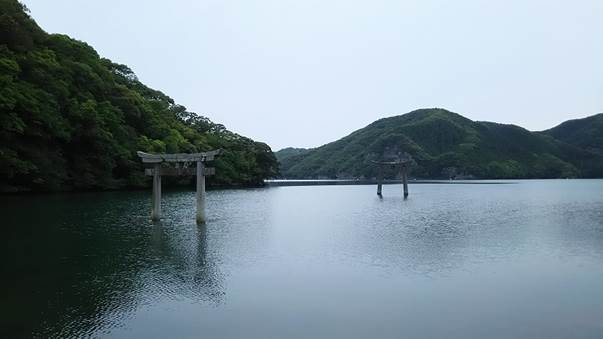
<box><xmin>542</xmin><ymin>113</ymin><xmax>603</xmax><ymax>155</ymax></box>
<box><xmin>0</xmin><ymin>0</ymin><xmax>278</xmax><ymax>192</ymax></box>
<box><xmin>276</xmin><ymin>109</ymin><xmax>603</xmax><ymax>179</ymax></box>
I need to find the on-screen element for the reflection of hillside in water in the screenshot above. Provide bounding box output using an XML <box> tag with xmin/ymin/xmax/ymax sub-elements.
<box><xmin>0</xmin><ymin>192</ymin><xmax>225</xmax><ymax>338</ymax></box>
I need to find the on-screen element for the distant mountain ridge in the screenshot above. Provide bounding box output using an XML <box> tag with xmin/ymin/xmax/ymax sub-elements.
<box><xmin>276</xmin><ymin>109</ymin><xmax>603</xmax><ymax>179</ymax></box>
<box><xmin>542</xmin><ymin>113</ymin><xmax>603</xmax><ymax>155</ymax></box>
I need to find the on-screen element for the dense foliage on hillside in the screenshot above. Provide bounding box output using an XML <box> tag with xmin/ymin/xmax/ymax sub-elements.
<box><xmin>542</xmin><ymin>113</ymin><xmax>603</xmax><ymax>155</ymax></box>
<box><xmin>273</xmin><ymin>147</ymin><xmax>309</xmax><ymax>162</ymax></box>
<box><xmin>0</xmin><ymin>0</ymin><xmax>278</xmax><ymax>192</ymax></box>
<box><xmin>276</xmin><ymin>109</ymin><xmax>603</xmax><ymax>179</ymax></box>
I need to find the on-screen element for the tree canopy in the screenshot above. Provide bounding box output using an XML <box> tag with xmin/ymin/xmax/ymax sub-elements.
<box><xmin>276</xmin><ymin>109</ymin><xmax>603</xmax><ymax>180</ymax></box>
<box><xmin>0</xmin><ymin>0</ymin><xmax>278</xmax><ymax>192</ymax></box>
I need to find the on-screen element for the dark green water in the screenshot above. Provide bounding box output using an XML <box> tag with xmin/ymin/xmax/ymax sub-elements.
<box><xmin>2</xmin><ymin>180</ymin><xmax>603</xmax><ymax>338</ymax></box>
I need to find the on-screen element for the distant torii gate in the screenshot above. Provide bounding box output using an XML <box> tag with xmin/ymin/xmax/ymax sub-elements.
<box><xmin>373</xmin><ymin>158</ymin><xmax>411</xmax><ymax>198</ymax></box>
<box><xmin>137</xmin><ymin>150</ymin><xmax>221</xmax><ymax>223</ymax></box>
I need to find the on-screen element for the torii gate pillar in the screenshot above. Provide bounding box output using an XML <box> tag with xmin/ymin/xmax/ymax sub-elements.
<box><xmin>196</xmin><ymin>161</ymin><xmax>206</xmax><ymax>223</ymax></box>
<box><xmin>152</xmin><ymin>163</ymin><xmax>161</xmax><ymax>220</ymax></box>
<box><xmin>401</xmin><ymin>166</ymin><xmax>409</xmax><ymax>198</ymax></box>
<box><xmin>377</xmin><ymin>164</ymin><xmax>384</xmax><ymax>196</ymax></box>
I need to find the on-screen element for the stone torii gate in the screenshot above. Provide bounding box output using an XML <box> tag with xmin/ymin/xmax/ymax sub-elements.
<box><xmin>373</xmin><ymin>158</ymin><xmax>411</xmax><ymax>198</ymax></box>
<box><xmin>137</xmin><ymin>150</ymin><xmax>221</xmax><ymax>223</ymax></box>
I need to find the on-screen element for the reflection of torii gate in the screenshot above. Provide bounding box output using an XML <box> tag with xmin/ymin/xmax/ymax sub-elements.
<box><xmin>372</xmin><ymin>159</ymin><xmax>410</xmax><ymax>198</ymax></box>
<box><xmin>137</xmin><ymin>150</ymin><xmax>221</xmax><ymax>223</ymax></box>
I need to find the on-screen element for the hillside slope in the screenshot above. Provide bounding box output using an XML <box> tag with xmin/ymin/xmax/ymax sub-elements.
<box><xmin>543</xmin><ymin>113</ymin><xmax>603</xmax><ymax>154</ymax></box>
<box><xmin>274</xmin><ymin>147</ymin><xmax>309</xmax><ymax>163</ymax></box>
<box><xmin>0</xmin><ymin>0</ymin><xmax>278</xmax><ymax>192</ymax></box>
<box><xmin>277</xmin><ymin>109</ymin><xmax>603</xmax><ymax>179</ymax></box>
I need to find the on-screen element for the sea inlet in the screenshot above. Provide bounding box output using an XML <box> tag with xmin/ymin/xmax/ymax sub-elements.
<box><xmin>2</xmin><ymin>180</ymin><xmax>603</xmax><ymax>338</ymax></box>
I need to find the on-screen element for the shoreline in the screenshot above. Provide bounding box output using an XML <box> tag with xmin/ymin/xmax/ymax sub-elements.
<box><xmin>264</xmin><ymin>179</ymin><xmax>516</xmax><ymax>187</ymax></box>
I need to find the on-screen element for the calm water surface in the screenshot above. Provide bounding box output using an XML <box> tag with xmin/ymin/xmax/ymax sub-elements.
<box><xmin>2</xmin><ymin>180</ymin><xmax>603</xmax><ymax>338</ymax></box>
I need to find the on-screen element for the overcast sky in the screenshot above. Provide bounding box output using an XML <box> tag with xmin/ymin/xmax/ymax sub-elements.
<box><xmin>24</xmin><ymin>0</ymin><xmax>603</xmax><ymax>150</ymax></box>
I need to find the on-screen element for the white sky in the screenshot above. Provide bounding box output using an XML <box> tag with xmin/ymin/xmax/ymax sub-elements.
<box><xmin>23</xmin><ymin>0</ymin><xmax>603</xmax><ymax>150</ymax></box>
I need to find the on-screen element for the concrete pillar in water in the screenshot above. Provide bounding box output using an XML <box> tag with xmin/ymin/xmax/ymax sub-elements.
<box><xmin>151</xmin><ymin>163</ymin><xmax>161</xmax><ymax>220</ymax></box>
<box><xmin>402</xmin><ymin>167</ymin><xmax>409</xmax><ymax>198</ymax></box>
<box><xmin>377</xmin><ymin>165</ymin><xmax>383</xmax><ymax>196</ymax></box>
<box><xmin>196</xmin><ymin>161</ymin><xmax>206</xmax><ymax>224</ymax></box>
